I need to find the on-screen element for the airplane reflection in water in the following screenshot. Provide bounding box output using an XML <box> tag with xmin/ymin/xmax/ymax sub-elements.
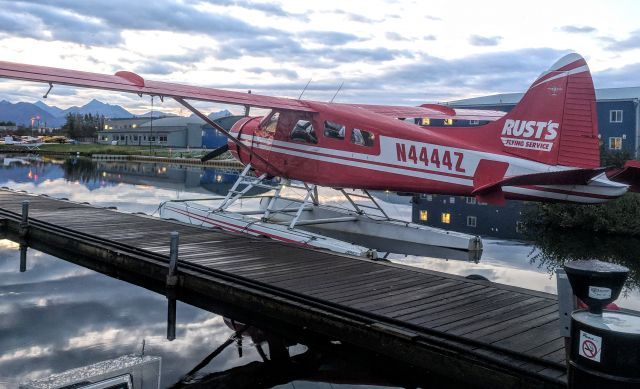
<box><xmin>0</xmin><ymin>238</ymin><xmax>451</xmax><ymax>389</ymax></box>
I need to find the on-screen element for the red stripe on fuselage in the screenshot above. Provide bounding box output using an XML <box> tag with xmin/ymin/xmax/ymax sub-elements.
<box><xmin>247</xmin><ymin>137</ymin><xmax>474</xmax><ymax>181</ymax></box>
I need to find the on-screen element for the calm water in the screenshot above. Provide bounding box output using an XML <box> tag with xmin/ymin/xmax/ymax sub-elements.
<box><xmin>1</xmin><ymin>154</ymin><xmax>639</xmax><ymax>387</ymax></box>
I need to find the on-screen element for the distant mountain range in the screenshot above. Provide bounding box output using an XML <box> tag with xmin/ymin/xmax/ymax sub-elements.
<box><xmin>0</xmin><ymin>99</ymin><xmax>133</xmax><ymax>127</ymax></box>
<box><xmin>0</xmin><ymin>99</ymin><xmax>233</xmax><ymax>128</ymax></box>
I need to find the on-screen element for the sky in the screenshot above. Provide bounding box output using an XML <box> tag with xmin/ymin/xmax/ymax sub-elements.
<box><xmin>0</xmin><ymin>0</ymin><xmax>638</xmax><ymax>115</ymax></box>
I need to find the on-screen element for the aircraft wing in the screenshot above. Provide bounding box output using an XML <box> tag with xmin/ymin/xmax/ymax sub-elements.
<box><xmin>0</xmin><ymin>61</ymin><xmax>506</xmax><ymax>121</ymax></box>
<box><xmin>345</xmin><ymin>103</ymin><xmax>506</xmax><ymax>121</ymax></box>
<box><xmin>0</xmin><ymin>61</ymin><xmax>314</xmax><ymax>112</ymax></box>
<box><xmin>608</xmin><ymin>160</ymin><xmax>640</xmax><ymax>192</ymax></box>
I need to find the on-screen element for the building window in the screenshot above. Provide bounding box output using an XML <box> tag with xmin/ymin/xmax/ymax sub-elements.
<box><xmin>610</xmin><ymin>110</ymin><xmax>623</xmax><ymax>123</ymax></box>
<box><xmin>466</xmin><ymin>197</ymin><xmax>477</xmax><ymax>204</ymax></box>
<box><xmin>420</xmin><ymin>194</ymin><xmax>433</xmax><ymax>201</ymax></box>
<box><xmin>159</xmin><ymin>136</ymin><xmax>168</xmax><ymax>142</ymax></box>
<box><xmin>467</xmin><ymin>216</ymin><xmax>477</xmax><ymax>227</ymax></box>
<box><xmin>516</xmin><ymin>221</ymin><xmax>525</xmax><ymax>233</ymax></box>
<box><xmin>421</xmin><ymin>117</ymin><xmax>430</xmax><ymax>126</ymax></box>
<box><xmin>444</xmin><ymin>118</ymin><xmax>453</xmax><ymax>126</ymax></box>
<box><xmin>419</xmin><ymin>210</ymin><xmax>428</xmax><ymax>221</ymax></box>
<box><xmin>449</xmin><ymin>197</ymin><xmax>455</xmax><ymax>204</ymax></box>
<box><xmin>441</xmin><ymin>212</ymin><xmax>451</xmax><ymax>224</ymax></box>
<box><xmin>609</xmin><ymin>137</ymin><xmax>622</xmax><ymax>150</ymax></box>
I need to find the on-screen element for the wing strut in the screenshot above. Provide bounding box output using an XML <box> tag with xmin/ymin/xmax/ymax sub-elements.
<box><xmin>172</xmin><ymin>97</ymin><xmax>282</xmax><ymax>176</ymax></box>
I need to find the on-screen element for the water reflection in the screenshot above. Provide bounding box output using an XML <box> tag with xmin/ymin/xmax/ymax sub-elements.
<box><xmin>525</xmin><ymin>228</ymin><xmax>640</xmax><ymax>290</ymax></box>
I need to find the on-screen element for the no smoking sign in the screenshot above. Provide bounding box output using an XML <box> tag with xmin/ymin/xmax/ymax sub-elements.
<box><xmin>579</xmin><ymin>330</ymin><xmax>602</xmax><ymax>362</ymax></box>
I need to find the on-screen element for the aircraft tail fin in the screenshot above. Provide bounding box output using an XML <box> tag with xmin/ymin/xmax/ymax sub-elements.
<box><xmin>496</xmin><ymin>53</ymin><xmax>600</xmax><ymax>168</ymax></box>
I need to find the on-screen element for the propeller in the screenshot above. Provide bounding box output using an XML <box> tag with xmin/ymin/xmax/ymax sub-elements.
<box><xmin>201</xmin><ymin>144</ymin><xmax>229</xmax><ymax>162</ymax></box>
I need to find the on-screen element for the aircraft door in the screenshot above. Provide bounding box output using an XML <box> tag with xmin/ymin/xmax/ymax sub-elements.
<box><xmin>272</xmin><ymin>111</ymin><xmax>318</xmax><ymax>181</ymax></box>
<box><xmin>250</xmin><ymin>111</ymin><xmax>280</xmax><ymax>173</ymax></box>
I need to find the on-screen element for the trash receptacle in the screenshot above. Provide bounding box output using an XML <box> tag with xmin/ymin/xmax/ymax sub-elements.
<box><xmin>565</xmin><ymin>260</ymin><xmax>640</xmax><ymax>389</ymax></box>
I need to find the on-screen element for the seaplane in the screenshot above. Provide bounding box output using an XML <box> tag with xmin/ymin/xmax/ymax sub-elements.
<box><xmin>0</xmin><ymin>53</ymin><xmax>637</xmax><ymax>258</ymax></box>
<box><xmin>2</xmin><ymin>135</ymin><xmax>44</xmax><ymax>150</ymax></box>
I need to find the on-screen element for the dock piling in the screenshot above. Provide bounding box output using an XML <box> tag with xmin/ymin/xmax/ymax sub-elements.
<box><xmin>19</xmin><ymin>200</ymin><xmax>29</xmax><ymax>237</ymax></box>
<box><xmin>556</xmin><ymin>269</ymin><xmax>576</xmax><ymax>367</ymax></box>
<box><xmin>166</xmin><ymin>232</ymin><xmax>179</xmax><ymax>341</ymax></box>
<box><xmin>19</xmin><ymin>244</ymin><xmax>27</xmax><ymax>272</ymax></box>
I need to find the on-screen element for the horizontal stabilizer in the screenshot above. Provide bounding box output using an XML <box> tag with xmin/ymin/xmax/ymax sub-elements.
<box><xmin>473</xmin><ymin>167</ymin><xmax>608</xmax><ymax>195</ymax></box>
<box><xmin>609</xmin><ymin>160</ymin><xmax>640</xmax><ymax>192</ymax></box>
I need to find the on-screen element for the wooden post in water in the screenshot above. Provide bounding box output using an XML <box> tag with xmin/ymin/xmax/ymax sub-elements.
<box><xmin>19</xmin><ymin>244</ymin><xmax>27</xmax><ymax>272</ymax></box>
<box><xmin>166</xmin><ymin>232</ymin><xmax>179</xmax><ymax>341</ymax></box>
<box><xmin>19</xmin><ymin>200</ymin><xmax>29</xmax><ymax>238</ymax></box>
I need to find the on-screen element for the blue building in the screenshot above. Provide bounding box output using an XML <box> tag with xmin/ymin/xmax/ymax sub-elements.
<box><xmin>442</xmin><ymin>87</ymin><xmax>640</xmax><ymax>156</ymax></box>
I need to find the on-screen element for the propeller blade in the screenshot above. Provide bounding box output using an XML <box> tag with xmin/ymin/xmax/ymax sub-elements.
<box><xmin>201</xmin><ymin>144</ymin><xmax>229</xmax><ymax>162</ymax></box>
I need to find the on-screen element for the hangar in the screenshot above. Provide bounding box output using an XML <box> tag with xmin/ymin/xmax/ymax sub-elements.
<box><xmin>97</xmin><ymin>115</ymin><xmax>242</xmax><ymax>148</ymax></box>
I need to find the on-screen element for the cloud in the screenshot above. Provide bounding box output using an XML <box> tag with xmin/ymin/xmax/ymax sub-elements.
<box><xmin>559</xmin><ymin>25</ymin><xmax>597</xmax><ymax>34</ymax></box>
<box><xmin>386</xmin><ymin>32</ymin><xmax>410</xmax><ymax>42</ymax></box>
<box><xmin>469</xmin><ymin>34</ymin><xmax>503</xmax><ymax>47</ymax></box>
<box><xmin>215</xmin><ymin>34</ymin><xmax>411</xmax><ymax>67</ymax></box>
<box><xmin>135</xmin><ymin>62</ymin><xmax>180</xmax><ymax>76</ymax></box>
<box><xmin>5</xmin><ymin>0</ymin><xmax>284</xmax><ymax>46</ymax></box>
<box><xmin>246</xmin><ymin>67</ymin><xmax>299</xmax><ymax>80</ymax></box>
<box><xmin>232</xmin><ymin>0</ymin><xmax>303</xmax><ymax>19</ymax></box>
<box><xmin>328</xmin><ymin>10</ymin><xmax>380</xmax><ymax>23</ymax></box>
<box><xmin>593</xmin><ymin>62</ymin><xmax>640</xmax><ymax>88</ymax></box>
<box><xmin>300</xmin><ymin>31</ymin><xmax>361</xmax><ymax>45</ymax></box>
<box><xmin>205</xmin><ymin>48</ymin><xmax>569</xmax><ymax>104</ymax></box>
<box><xmin>604</xmin><ymin>30</ymin><xmax>640</xmax><ymax>51</ymax></box>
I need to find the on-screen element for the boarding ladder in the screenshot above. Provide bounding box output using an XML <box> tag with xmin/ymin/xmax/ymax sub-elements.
<box><xmin>217</xmin><ymin>164</ymin><xmax>277</xmax><ymax>211</ymax></box>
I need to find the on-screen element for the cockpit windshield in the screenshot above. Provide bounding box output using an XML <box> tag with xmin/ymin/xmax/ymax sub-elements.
<box><xmin>261</xmin><ymin>111</ymin><xmax>280</xmax><ymax>134</ymax></box>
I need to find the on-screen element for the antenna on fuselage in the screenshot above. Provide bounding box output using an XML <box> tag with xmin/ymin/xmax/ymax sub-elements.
<box><xmin>298</xmin><ymin>79</ymin><xmax>312</xmax><ymax>99</ymax></box>
<box><xmin>330</xmin><ymin>81</ymin><xmax>344</xmax><ymax>103</ymax></box>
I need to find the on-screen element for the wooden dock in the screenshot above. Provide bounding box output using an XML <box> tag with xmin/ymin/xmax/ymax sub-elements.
<box><xmin>0</xmin><ymin>189</ymin><xmax>568</xmax><ymax>388</ymax></box>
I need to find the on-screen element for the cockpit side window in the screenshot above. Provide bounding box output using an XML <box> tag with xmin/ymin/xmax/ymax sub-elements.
<box><xmin>323</xmin><ymin>120</ymin><xmax>345</xmax><ymax>140</ymax></box>
<box><xmin>262</xmin><ymin>112</ymin><xmax>280</xmax><ymax>134</ymax></box>
<box><xmin>290</xmin><ymin>120</ymin><xmax>318</xmax><ymax>144</ymax></box>
<box><xmin>351</xmin><ymin>128</ymin><xmax>375</xmax><ymax>147</ymax></box>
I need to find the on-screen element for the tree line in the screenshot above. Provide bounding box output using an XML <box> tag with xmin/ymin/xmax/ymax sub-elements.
<box><xmin>62</xmin><ymin>113</ymin><xmax>105</xmax><ymax>139</ymax></box>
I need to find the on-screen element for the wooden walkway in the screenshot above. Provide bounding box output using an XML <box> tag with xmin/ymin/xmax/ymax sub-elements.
<box><xmin>0</xmin><ymin>189</ymin><xmax>568</xmax><ymax>388</ymax></box>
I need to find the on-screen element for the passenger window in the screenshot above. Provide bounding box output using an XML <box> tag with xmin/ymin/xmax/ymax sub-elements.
<box><xmin>263</xmin><ymin>112</ymin><xmax>279</xmax><ymax>133</ymax></box>
<box><xmin>351</xmin><ymin>128</ymin><xmax>375</xmax><ymax>147</ymax></box>
<box><xmin>324</xmin><ymin>120</ymin><xmax>345</xmax><ymax>140</ymax></box>
<box><xmin>290</xmin><ymin>120</ymin><xmax>318</xmax><ymax>144</ymax></box>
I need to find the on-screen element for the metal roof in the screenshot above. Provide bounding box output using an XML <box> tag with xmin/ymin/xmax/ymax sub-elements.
<box><xmin>138</xmin><ymin>116</ymin><xmax>205</xmax><ymax>128</ymax></box>
<box><xmin>447</xmin><ymin>87</ymin><xmax>640</xmax><ymax>107</ymax></box>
